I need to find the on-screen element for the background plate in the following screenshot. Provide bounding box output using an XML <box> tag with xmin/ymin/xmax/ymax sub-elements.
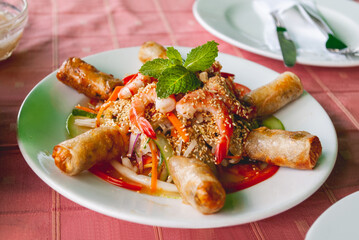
<box><xmin>306</xmin><ymin>191</ymin><xmax>359</xmax><ymax>240</ymax></box>
<box><xmin>193</xmin><ymin>0</ymin><xmax>359</xmax><ymax>67</ymax></box>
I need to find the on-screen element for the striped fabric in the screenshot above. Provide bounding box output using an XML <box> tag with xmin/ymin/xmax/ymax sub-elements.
<box><xmin>1</xmin><ymin>0</ymin><xmax>359</xmax><ymax>239</ymax></box>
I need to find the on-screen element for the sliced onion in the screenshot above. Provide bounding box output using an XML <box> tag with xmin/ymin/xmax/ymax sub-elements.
<box><xmin>122</xmin><ymin>157</ymin><xmax>136</xmax><ymax>172</ymax></box>
<box><xmin>110</xmin><ymin>160</ymin><xmax>178</xmax><ymax>193</ymax></box>
<box><xmin>183</xmin><ymin>139</ymin><xmax>197</xmax><ymax>157</ymax></box>
<box><xmin>74</xmin><ymin>118</ymin><xmax>96</xmax><ymax>128</ymax></box>
<box><xmin>127</xmin><ymin>133</ymin><xmax>139</xmax><ymax>157</ymax></box>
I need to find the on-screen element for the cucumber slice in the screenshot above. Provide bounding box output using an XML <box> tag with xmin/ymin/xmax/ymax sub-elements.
<box><xmin>72</xmin><ymin>108</ymin><xmax>97</xmax><ymax>118</ymax></box>
<box><xmin>261</xmin><ymin>116</ymin><xmax>285</xmax><ymax>130</ymax></box>
<box><xmin>66</xmin><ymin>113</ymin><xmax>93</xmax><ymax>138</ymax></box>
<box><xmin>152</xmin><ymin>133</ymin><xmax>174</xmax><ymax>181</ymax></box>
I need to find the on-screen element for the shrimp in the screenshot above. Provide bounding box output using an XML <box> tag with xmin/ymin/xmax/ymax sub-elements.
<box><xmin>205</xmin><ymin>75</ymin><xmax>256</xmax><ymax>119</ymax></box>
<box><xmin>118</xmin><ymin>73</ymin><xmax>154</xmax><ymax>99</ymax></box>
<box><xmin>176</xmin><ymin>89</ymin><xmax>233</xmax><ymax>165</ymax></box>
<box><xmin>129</xmin><ymin>83</ymin><xmax>176</xmax><ymax>139</ymax></box>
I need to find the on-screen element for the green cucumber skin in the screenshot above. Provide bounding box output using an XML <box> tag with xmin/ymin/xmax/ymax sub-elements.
<box><xmin>66</xmin><ymin>113</ymin><xmax>92</xmax><ymax>138</ymax></box>
<box><xmin>72</xmin><ymin>108</ymin><xmax>97</xmax><ymax>118</ymax></box>
<box><xmin>261</xmin><ymin>116</ymin><xmax>285</xmax><ymax>130</ymax></box>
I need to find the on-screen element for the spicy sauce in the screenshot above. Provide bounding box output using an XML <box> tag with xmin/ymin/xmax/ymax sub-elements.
<box><xmin>217</xmin><ymin>160</ymin><xmax>279</xmax><ymax>193</ymax></box>
<box><xmin>91</xmin><ymin>159</ymin><xmax>279</xmax><ymax>195</ymax></box>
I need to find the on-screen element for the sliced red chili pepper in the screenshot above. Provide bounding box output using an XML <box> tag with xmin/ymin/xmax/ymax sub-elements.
<box><xmin>89</xmin><ymin>98</ymin><xmax>100</xmax><ymax>107</ymax></box>
<box><xmin>220</xmin><ymin>72</ymin><xmax>235</xmax><ymax>78</ymax></box>
<box><xmin>122</xmin><ymin>73</ymin><xmax>138</xmax><ymax>85</ymax></box>
<box><xmin>89</xmin><ymin>166</ymin><xmax>142</xmax><ymax>191</ymax></box>
<box><xmin>142</xmin><ymin>155</ymin><xmax>152</xmax><ymax>165</ymax></box>
<box><xmin>234</xmin><ymin>83</ymin><xmax>251</xmax><ymax>98</ymax></box>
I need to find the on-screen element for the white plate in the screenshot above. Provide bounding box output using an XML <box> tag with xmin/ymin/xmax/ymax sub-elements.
<box><xmin>193</xmin><ymin>0</ymin><xmax>359</xmax><ymax>67</ymax></box>
<box><xmin>17</xmin><ymin>47</ymin><xmax>337</xmax><ymax>228</ymax></box>
<box><xmin>306</xmin><ymin>191</ymin><xmax>359</xmax><ymax>240</ymax></box>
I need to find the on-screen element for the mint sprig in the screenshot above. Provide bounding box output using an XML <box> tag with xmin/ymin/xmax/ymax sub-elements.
<box><xmin>139</xmin><ymin>41</ymin><xmax>219</xmax><ymax>98</ymax></box>
<box><xmin>156</xmin><ymin>65</ymin><xmax>201</xmax><ymax>98</ymax></box>
<box><xmin>166</xmin><ymin>47</ymin><xmax>183</xmax><ymax>65</ymax></box>
<box><xmin>184</xmin><ymin>41</ymin><xmax>219</xmax><ymax>72</ymax></box>
<box><xmin>139</xmin><ymin>58</ymin><xmax>172</xmax><ymax>79</ymax></box>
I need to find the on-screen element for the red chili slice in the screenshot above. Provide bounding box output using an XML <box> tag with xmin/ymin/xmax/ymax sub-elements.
<box><xmin>122</xmin><ymin>73</ymin><xmax>138</xmax><ymax>85</ymax></box>
<box><xmin>89</xmin><ymin>165</ymin><xmax>142</xmax><ymax>191</ymax></box>
<box><xmin>234</xmin><ymin>83</ymin><xmax>251</xmax><ymax>98</ymax></box>
<box><xmin>220</xmin><ymin>72</ymin><xmax>235</xmax><ymax>78</ymax></box>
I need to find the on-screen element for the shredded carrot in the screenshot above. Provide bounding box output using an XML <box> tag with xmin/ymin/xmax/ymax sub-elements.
<box><xmin>167</xmin><ymin>112</ymin><xmax>189</xmax><ymax>142</ymax></box>
<box><xmin>170</xmin><ymin>127</ymin><xmax>178</xmax><ymax>138</ymax></box>
<box><xmin>75</xmin><ymin>105</ymin><xmax>98</xmax><ymax>114</ymax></box>
<box><xmin>94</xmin><ymin>86</ymin><xmax>123</xmax><ymax>127</ymax></box>
<box><xmin>96</xmin><ymin>101</ymin><xmax>113</xmax><ymax>127</ymax></box>
<box><xmin>149</xmin><ymin>141</ymin><xmax>158</xmax><ymax>192</ymax></box>
<box><xmin>106</xmin><ymin>86</ymin><xmax>123</xmax><ymax>103</ymax></box>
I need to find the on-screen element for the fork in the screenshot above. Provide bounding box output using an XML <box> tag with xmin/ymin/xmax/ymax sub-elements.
<box><xmin>299</xmin><ymin>1</ymin><xmax>359</xmax><ymax>56</ymax></box>
<box><xmin>326</xmin><ymin>44</ymin><xmax>359</xmax><ymax>56</ymax></box>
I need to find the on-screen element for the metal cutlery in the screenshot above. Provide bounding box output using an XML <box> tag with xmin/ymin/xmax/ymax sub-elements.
<box><xmin>271</xmin><ymin>11</ymin><xmax>297</xmax><ymax>67</ymax></box>
<box><xmin>298</xmin><ymin>0</ymin><xmax>358</xmax><ymax>56</ymax></box>
<box><xmin>255</xmin><ymin>0</ymin><xmax>297</xmax><ymax>67</ymax></box>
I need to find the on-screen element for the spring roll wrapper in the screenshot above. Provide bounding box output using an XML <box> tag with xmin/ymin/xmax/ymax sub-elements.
<box><xmin>53</xmin><ymin>126</ymin><xmax>128</xmax><ymax>176</ymax></box>
<box><xmin>168</xmin><ymin>156</ymin><xmax>226</xmax><ymax>214</ymax></box>
<box><xmin>244</xmin><ymin>127</ymin><xmax>322</xmax><ymax>169</ymax></box>
<box><xmin>138</xmin><ymin>41</ymin><xmax>167</xmax><ymax>63</ymax></box>
<box><xmin>243</xmin><ymin>72</ymin><xmax>304</xmax><ymax>117</ymax></box>
<box><xmin>57</xmin><ymin>57</ymin><xmax>123</xmax><ymax>100</ymax></box>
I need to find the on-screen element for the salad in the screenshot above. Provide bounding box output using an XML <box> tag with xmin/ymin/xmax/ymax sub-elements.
<box><xmin>52</xmin><ymin>41</ymin><xmax>322</xmax><ymax>214</ymax></box>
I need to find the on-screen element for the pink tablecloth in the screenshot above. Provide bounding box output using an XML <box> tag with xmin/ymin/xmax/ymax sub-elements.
<box><xmin>1</xmin><ymin>0</ymin><xmax>359</xmax><ymax>239</ymax></box>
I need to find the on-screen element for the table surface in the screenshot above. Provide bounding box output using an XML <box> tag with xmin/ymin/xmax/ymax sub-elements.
<box><xmin>1</xmin><ymin>0</ymin><xmax>359</xmax><ymax>239</ymax></box>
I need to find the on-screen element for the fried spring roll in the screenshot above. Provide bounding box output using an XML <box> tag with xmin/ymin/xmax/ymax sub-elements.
<box><xmin>57</xmin><ymin>57</ymin><xmax>123</xmax><ymax>100</ymax></box>
<box><xmin>53</xmin><ymin>126</ymin><xmax>127</xmax><ymax>175</ymax></box>
<box><xmin>243</xmin><ymin>72</ymin><xmax>303</xmax><ymax>117</ymax></box>
<box><xmin>244</xmin><ymin>127</ymin><xmax>322</xmax><ymax>169</ymax></box>
<box><xmin>168</xmin><ymin>156</ymin><xmax>226</xmax><ymax>214</ymax></box>
<box><xmin>138</xmin><ymin>41</ymin><xmax>167</xmax><ymax>63</ymax></box>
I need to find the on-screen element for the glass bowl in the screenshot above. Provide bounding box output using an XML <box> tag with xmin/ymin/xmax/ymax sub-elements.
<box><xmin>0</xmin><ymin>0</ymin><xmax>28</xmax><ymax>61</ymax></box>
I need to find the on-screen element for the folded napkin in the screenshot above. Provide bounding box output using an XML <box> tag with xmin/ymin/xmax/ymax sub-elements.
<box><xmin>254</xmin><ymin>0</ymin><xmax>347</xmax><ymax>61</ymax></box>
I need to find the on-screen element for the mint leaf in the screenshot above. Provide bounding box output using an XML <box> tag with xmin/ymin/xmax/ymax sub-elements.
<box><xmin>139</xmin><ymin>58</ymin><xmax>172</xmax><ymax>79</ymax></box>
<box><xmin>156</xmin><ymin>65</ymin><xmax>201</xmax><ymax>98</ymax></box>
<box><xmin>184</xmin><ymin>41</ymin><xmax>219</xmax><ymax>72</ymax></box>
<box><xmin>166</xmin><ymin>47</ymin><xmax>183</xmax><ymax>65</ymax></box>
<box><xmin>138</xmin><ymin>41</ymin><xmax>219</xmax><ymax>98</ymax></box>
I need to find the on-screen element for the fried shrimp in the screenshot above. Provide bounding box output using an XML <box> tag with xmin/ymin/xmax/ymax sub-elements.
<box><xmin>205</xmin><ymin>75</ymin><xmax>256</xmax><ymax>119</ymax></box>
<box><xmin>176</xmin><ymin>89</ymin><xmax>233</xmax><ymax>164</ymax></box>
<box><xmin>118</xmin><ymin>73</ymin><xmax>154</xmax><ymax>99</ymax></box>
<box><xmin>129</xmin><ymin>83</ymin><xmax>176</xmax><ymax>139</ymax></box>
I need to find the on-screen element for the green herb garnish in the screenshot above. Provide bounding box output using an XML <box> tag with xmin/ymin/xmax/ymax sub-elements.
<box><xmin>139</xmin><ymin>41</ymin><xmax>219</xmax><ymax>98</ymax></box>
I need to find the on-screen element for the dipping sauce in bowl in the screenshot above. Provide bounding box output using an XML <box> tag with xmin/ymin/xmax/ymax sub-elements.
<box><xmin>0</xmin><ymin>0</ymin><xmax>28</xmax><ymax>61</ymax></box>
